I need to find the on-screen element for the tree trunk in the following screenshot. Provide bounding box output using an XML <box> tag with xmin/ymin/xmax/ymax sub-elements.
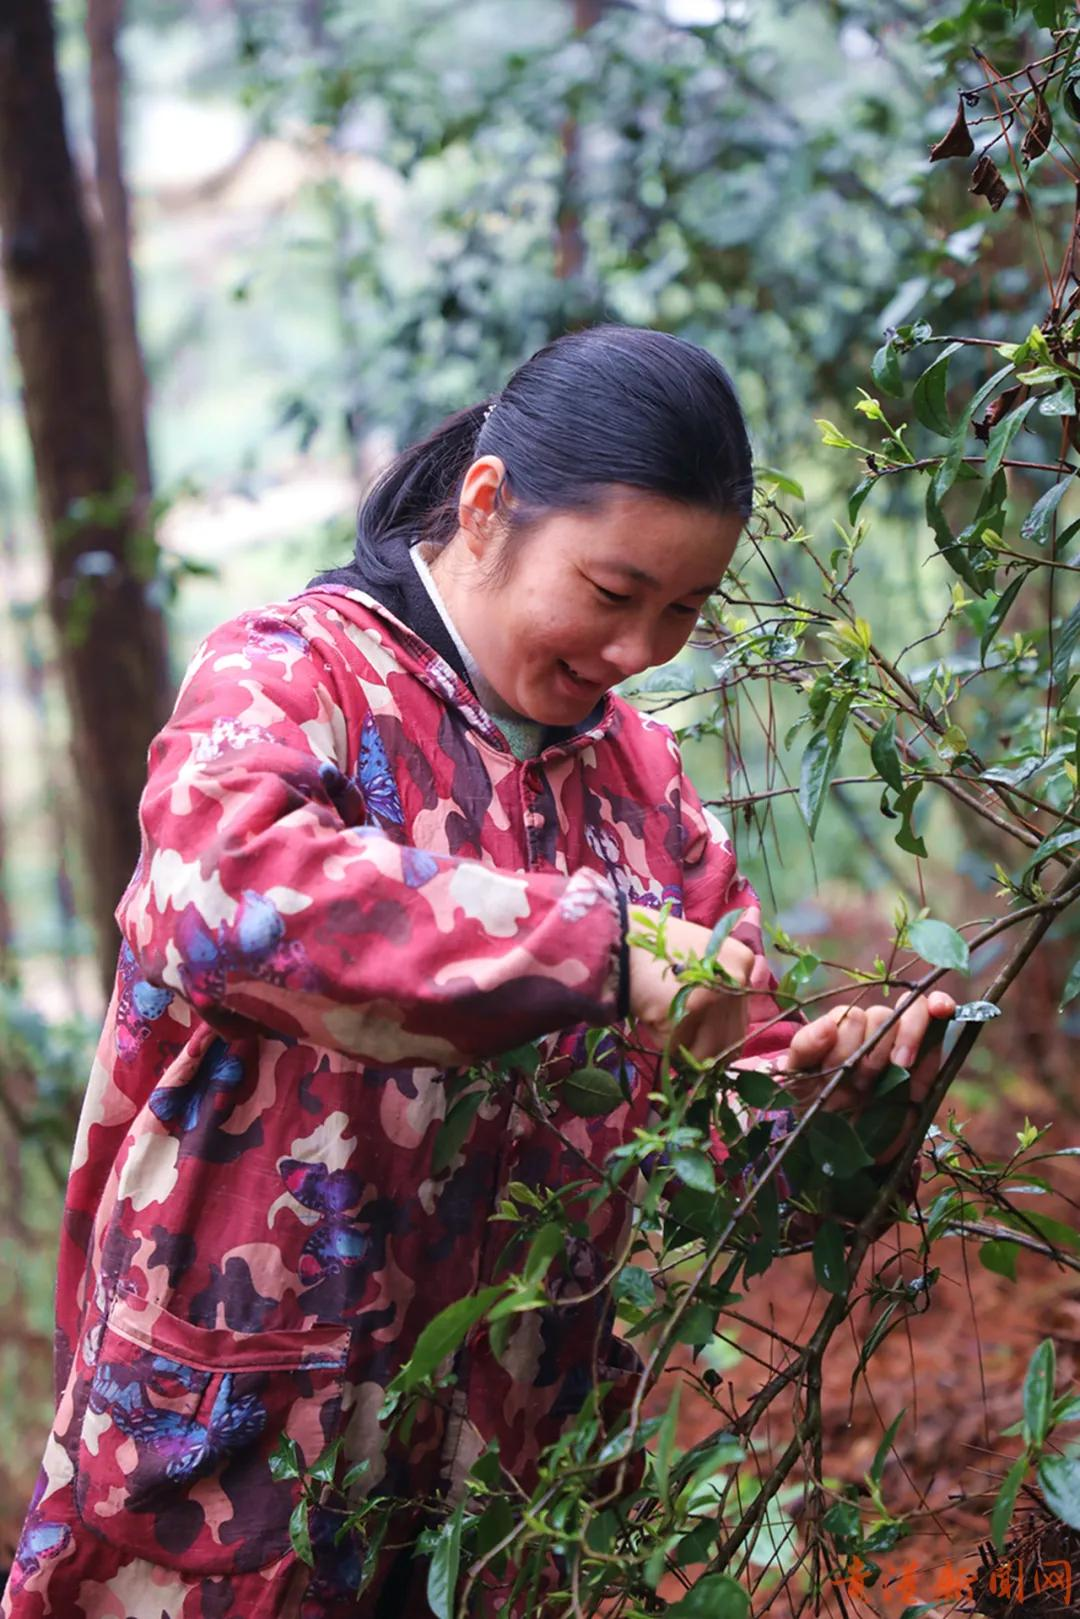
<box><xmin>0</xmin><ymin>0</ymin><xmax>170</xmax><ymax>990</ymax></box>
<box><xmin>555</xmin><ymin>0</ymin><xmax>609</xmax><ymax>298</ymax></box>
<box><xmin>0</xmin><ymin>745</ymin><xmax>12</xmax><ymax>989</ymax></box>
<box><xmin>86</xmin><ymin>0</ymin><xmax>153</xmax><ymax>516</ymax></box>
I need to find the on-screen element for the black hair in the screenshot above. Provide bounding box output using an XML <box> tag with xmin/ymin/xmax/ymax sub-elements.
<box><xmin>314</xmin><ymin>323</ymin><xmax>752</xmax><ymax>589</ymax></box>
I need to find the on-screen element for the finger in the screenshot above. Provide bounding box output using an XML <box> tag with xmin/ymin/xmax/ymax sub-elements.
<box><xmin>859</xmin><ymin>1006</ymin><xmax>896</xmax><ymax>1075</ymax></box>
<box><xmin>891</xmin><ymin>997</ymin><xmax>932</xmax><ymax>1071</ymax></box>
<box><xmin>679</xmin><ymin>990</ymin><xmax>748</xmax><ymax>1063</ymax></box>
<box><xmin>786</xmin><ymin>1007</ymin><xmax>867</xmax><ymax>1111</ymax></box>
<box><xmin>686</xmin><ymin>1015</ymin><xmax>748</xmax><ymax>1065</ymax></box>
<box><xmin>779</xmin><ymin>1014</ymin><xmax>839</xmax><ymax>1074</ymax></box>
<box><xmin>927</xmin><ymin>991</ymin><xmax>956</xmax><ymax>1019</ymax></box>
<box><xmin>826</xmin><ymin>1004</ymin><xmax>867</xmax><ymax>1070</ymax></box>
<box><xmin>715</xmin><ymin>938</ymin><xmax>755</xmax><ymax>987</ymax></box>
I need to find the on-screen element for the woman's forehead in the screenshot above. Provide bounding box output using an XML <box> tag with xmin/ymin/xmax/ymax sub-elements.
<box><xmin>561</xmin><ymin>495</ymin><xmax>741</xmax><ymax>587</ymax></box>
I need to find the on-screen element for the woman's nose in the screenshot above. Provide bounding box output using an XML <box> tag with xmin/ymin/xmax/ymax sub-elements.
<box><xmin>601</xmin><ymin>624</ymin><xmax>663</xmax><ymax>679</ymax></box>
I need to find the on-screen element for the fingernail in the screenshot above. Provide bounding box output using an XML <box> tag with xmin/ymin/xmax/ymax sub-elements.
<box><xmin>893</xmin><ymin>1047</ymin><xmax>912</xmax><ymax>1070</ymax></box>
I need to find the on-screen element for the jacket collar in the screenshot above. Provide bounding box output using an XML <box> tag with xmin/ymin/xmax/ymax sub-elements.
<box><xmin>298</xmin><ymin>537</ymin><xmax>616</xmax><ymax>760</ymax></box>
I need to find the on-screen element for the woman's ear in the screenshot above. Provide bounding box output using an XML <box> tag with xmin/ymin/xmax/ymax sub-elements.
<box><xmin>458</xmin><ymin>456</ymin><xmax>506</xmax><ymax>558</ymax></box>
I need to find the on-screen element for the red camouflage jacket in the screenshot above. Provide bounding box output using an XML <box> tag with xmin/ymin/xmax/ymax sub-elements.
<box><xmin>3</xmin><ymin>584</ymin><xmax>799</xmax><ymax>1619</ymax></box>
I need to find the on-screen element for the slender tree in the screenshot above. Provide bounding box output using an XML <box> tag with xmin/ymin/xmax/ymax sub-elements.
<box><xmin>555</xmin><ymin>0</ymin><xmax>610</xmax><ymax>285</ymax></box>
<box><xmin>86</xmin><ymin>0</ymin><xmax>153</xmax><ymax>518</ymax></box>
<box><xmin>0</xmin><ymin>0</ymin><xmax>170</xmax><ymax>988</ymax></box>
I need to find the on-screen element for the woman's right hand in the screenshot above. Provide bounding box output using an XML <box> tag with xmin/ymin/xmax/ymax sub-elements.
<box><xmin>626</xmin><ymin>908</ymin><xmax>754</xmax><ymax>1062</ymax></box>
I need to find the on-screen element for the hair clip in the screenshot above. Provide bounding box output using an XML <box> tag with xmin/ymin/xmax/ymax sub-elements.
<box><xmin>482</xmin><ymin>398</ymin><xmax>497</xmax><ymax>424</ymax></box>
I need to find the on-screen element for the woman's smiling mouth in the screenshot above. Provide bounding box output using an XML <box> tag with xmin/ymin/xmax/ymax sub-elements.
<box><xmin>556</xmin><ymin>658</ymin><xmax>603</xmax><ymax>695</ymax></box>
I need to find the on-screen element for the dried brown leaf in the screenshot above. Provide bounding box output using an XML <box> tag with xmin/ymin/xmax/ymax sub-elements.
<box><xmin>1022</xmin><ymin>91</ymin><xmax>1053</xmax><ymax>162</ymax></box>
<box><xmin>930</xmin><ymin>100</ymin><xmax>975</xmax><ymax>161</ymax></box>
<box><xmin>970</xmin><ymin>154</ymin><xmax>1008</xmax><ymax>211</ymax></box>
<box><xmin>978</xmin><ymin>384</ymin><xmax>1023</xmax><ymax>444</ymax></box>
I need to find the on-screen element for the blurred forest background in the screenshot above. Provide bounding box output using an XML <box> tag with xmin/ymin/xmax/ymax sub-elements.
<box><xmin>2</xmin><ymin>0</ymin><xmax>1080</xmax><ymax>1608</ymax></box>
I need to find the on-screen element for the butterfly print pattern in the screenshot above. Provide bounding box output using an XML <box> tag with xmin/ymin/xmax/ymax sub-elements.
<box><xmin>87</xmin><ymin>1354</ymin><xmax>266</xmax><ymax>1490</ymax></box>
<box><xmin>358</xmin><ymin>712</ymin><xmax>405</xmax><ymax>827</ymax></box>
<box><xmin>277</xmin><ymin>1158</ymin><xmax>368</xmax><ymax>1286</ymax></box>
<box><xmin>115</xmin><ymin>941</ymin><xmax>175</xmax><ymax>1063</ymax></box>
<box><xmin>5</xmin><ymin>587</ymin><xmax>800</xmax><ymax>1618</ymax></box>
<box><xmin>149</xmin><ymin>1038</ymin><xmax>244</xmax><ymax>1134</ymax></box>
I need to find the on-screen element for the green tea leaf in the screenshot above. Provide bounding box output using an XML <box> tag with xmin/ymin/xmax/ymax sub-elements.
<box><xmin>870</xmin><ymin>1409</ymin><xmax>906</xmax><ymax>1487</ymax></box>
<box><xmin>875</xmin><ymin>1062</ymin><xmax>911</xmax><ymax>1097</ymax></box>
<box><xmin>984</xmin><ymin>397</ymin><xmax>1036</xmax><ymax>478</ymax></box>
<box><xmin>268</xmin><ymin>1433</ymin><xmax>303</xmax><ymax>1482</ymax></box>
<box><xmin>979</xmin><ymin>1240</ymin><xmax>1018</xmax><ymax>1281</ymax></box>
<box><xmin>653</xmin><ymin>1384</ymin><xmax>682</xmax><ymax>1503</ymax></box>
<box><xmin>666</xmin><ymin>1574</ymin><xmax>750</xmax><ymax>1618</ymax></box>
<box><xmin>907</xmin><ymin>918</ymin><xmax>970</xmax><ymax>972</ymax></box>
<box><xmin>755</xmin><ymin>465</ymin><xmax>805</xmax><ymax>500</ymax></box>
<box><xmin>1053</xmin><ymin>599</ymin><xmax>1080</xmax><ymax>691</ymax></box>
<box><xmin>613</xmin><ymin>1264</ymin><xmax>656</xmax><ymax>1312</ymax></box>
<box><xmin>1060</xmin><ymin>955</ymin><xmax>1080</xmax><ymax>1011</ymax></box>
<box><xmin>522</xmin><ymin>1222</ymin><xmax>564</xmax><ymax>1286</ymax></box>
<box><xmin>849</xmin><ymin>474</ymin><xmax>877</xmax><ymax>524</ymax></box>
<box><xmin>1040</xmin><ymin>383</ymin><xmax>1076</xmax><ymax>415</ymax></box>
<box><xmin>289</xmin><ymin>1496</ymin><xmax>314</xmax><ymax>1565</ymax></box>
<box><xmin>1021</xmin><ymin>477</ymin><xmax>1072</xmax><ymax>544</ymax></box>
<box><xmin>474</xmin><ymin>1495</ymin><xmax>513</xmax><ymax>1564</ymax></box>
<box><xmin>1000</xmin><ymin>1209</ymin><xmax>1080</xmax><ymax>1255</ymax></box>
<box><xmin>822</xmin><ymin>1500</ymin><xmax>861</xmax><ymax>1543</ymax></box>
<box><xmin>809</xmin><ymin>1113</ymin><xmax>875</xmax><ymax>1178</ymax></box>
<box><xmin>672</xmin><ymin>1149</ymin><xmax>716</xmax><ymax>1193</ymax></box>
<box><xmin>980</xmin><ymin>572</ymin><xmax>1027</xmax><ymax>662</ymax></box>
<box><xmin>393</xmin><ymin>1285</ymin><xmax>503</xmax><ymax>1392</ymax></box>
<box><xmin>913</xmin><ymin>342</ymin><xmax>963</xmax><ymax>437</ymax></box>
<box><xmin>800</xmin><ymin>721</ymin><xmax>847</xmax><ymax>838</ymax></box>
<box><xmin>856</xmin><ymin>1098</ymin><xmax>908</xmax><ymax>1159</ymax></box>
<box><xmin>307</xmin><ymin>1437</ymin><xmax>344</xmax><ymax>1486</ymax></box>
<box><xmin>813</xmin><ymin>1220</ymin><xmax>849</xmax><ymax>1295</ymax></box>
<box><xmin>990</xmin><ymin>1453</ymin><xmax>1028</xmax><ymax>1551</ymax></box>
<box><xmin>926</xmin><ymin>482</ymin><xmax>989</xmax><ymax>594</ymax></box>
<box><xmin>872</xmin><ymin>341</ymin><xmax>903</xmax><ymax>397</ymax></box>
<box><xmin>675</xmin><ymin>1300</ymin><xmax>717</xmax><ymax>1346</ymax></box>
<box><xmin>735</xmin><ymin>1070</ymin><xmax>780</xmax><ymax>1108</ymax></box>
<box><xmin>704</xmin><ymin>908</ymin><xmax>747</xmax><ymax>964</ymax></box>
<box><xmin>870</xmin><ymin>714</ymin><xmax>903</xmax><ymax>794</ymax></box>
<box><xmin>893</xmin><ymin>781</ymin><xmax>929</xmax><ymax>858</ymax></box>
<box><xmin>427</xmin><ymin>1500</ymin><xmax>466</xmax><ymax>1619</ymax></box>
<box><xmin>432</xmin><ymin>1088</ymin><xmax>486</xmax><ymax>1176</ymax></box>
<box><xmin>1019</xmin><ymin>824</ymin><xmax>1080</xmax><ymax>880</ymax></box>
<box><xmin>560</xmin><ymin>1066</ymin><xmax>625</xmax><ymax>1117</ymax></box>
<box><xmin>1038</xmin><ymin>1447</ymin><xmax>1080</xmax><ymax>1530</ymax></box>
<box><xmin>1023</xmin><ymin>1338</ymin><xmax>1057</xmax><ymax>1448</ymax></box>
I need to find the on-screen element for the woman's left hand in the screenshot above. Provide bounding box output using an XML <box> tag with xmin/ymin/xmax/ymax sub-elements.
<box><xmin>775</xmin><ymin>990</ymin><xmax>956</xmax><ymax>1159</ymax></box>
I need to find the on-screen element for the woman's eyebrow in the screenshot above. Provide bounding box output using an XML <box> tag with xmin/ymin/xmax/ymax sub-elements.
<box><xmin>598</xmin><ymin>560</ymin><xmax>721</xmax><ymax>595</ymax></box>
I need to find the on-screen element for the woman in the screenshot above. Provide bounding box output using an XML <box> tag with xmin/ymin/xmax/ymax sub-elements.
<box><xmin>4</xmin><ymin>324</ymin><xmax>952</xmax><ymax>1618</ymax></box>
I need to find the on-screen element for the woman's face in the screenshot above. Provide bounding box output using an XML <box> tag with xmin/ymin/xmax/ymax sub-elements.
<box><xmin>431</xmin><ymin>465</ymin><xmax>743</xmax><ymax>727</ymax></box>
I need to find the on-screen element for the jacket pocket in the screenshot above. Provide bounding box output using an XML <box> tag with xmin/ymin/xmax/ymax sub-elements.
<box><xmin>74</xmin><ymin>1284</ymin><xmax>349</xmax><ymax>1575</ymax></box>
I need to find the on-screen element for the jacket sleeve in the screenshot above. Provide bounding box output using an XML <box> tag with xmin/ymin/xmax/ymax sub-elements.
<box><xmin>115</xmin><ymin>606</ymin><xmax>625</xmax><ymax>1067</ymax></box>
<box><xmin>679</xmin><ymin>770</ymin><xmax>803</xmax><ymax>1072</ymax></box>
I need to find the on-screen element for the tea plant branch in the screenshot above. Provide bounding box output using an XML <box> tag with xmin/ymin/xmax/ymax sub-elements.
<box><xmin>944</xmin><ymin>1217</ymin><xmax>1080</xmax><ymax>1274</ymax></box>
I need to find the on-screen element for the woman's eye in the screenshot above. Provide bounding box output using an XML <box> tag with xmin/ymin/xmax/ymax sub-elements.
<box><xmin>592</xmin><ymin>583</ymin><xmax>630</xmax><ymax>604</ymax></box>
<box><xmin>669</xmin><ymin>603</ymin><xmax>699</xmax><ymax>618</ymax></box>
